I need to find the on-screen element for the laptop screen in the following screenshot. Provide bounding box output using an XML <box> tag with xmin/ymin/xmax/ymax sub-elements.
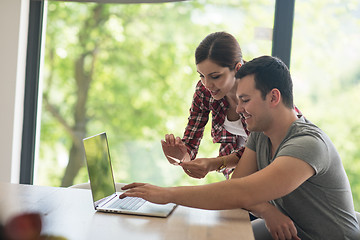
<box><xmin>83</xmin><ymin>132</ymin><xmax>116</xmax><ymax>204</ymax></box>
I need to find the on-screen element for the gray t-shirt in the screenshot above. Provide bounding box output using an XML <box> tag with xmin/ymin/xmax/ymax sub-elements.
<box><xmin>246</xmin><ymin>117</ymin><xmax>360</xmax><ymax>239</ymax></box>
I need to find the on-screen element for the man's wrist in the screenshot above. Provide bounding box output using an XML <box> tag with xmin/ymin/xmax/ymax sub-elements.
<box><xmin>248</xmin><ymin>202</ymin><xmax>275</xmax><ymax>219</ymax></box>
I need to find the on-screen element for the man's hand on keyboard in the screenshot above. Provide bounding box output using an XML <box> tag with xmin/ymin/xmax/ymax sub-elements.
<box><xmin>120</xmin><ymin>183</ymin><xmax>172</xmax><ymax>205</ymax></box>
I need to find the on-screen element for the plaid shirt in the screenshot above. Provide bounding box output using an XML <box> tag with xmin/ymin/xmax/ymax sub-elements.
<box><xmin>182</xmin><ymin>80</ymin><xmax>302</xmax><ymax>178</ymax></box>
<box><xmin>182</xmin><ymin>81</ymin><xmax>249</xmax><ymax>177</ymax></box>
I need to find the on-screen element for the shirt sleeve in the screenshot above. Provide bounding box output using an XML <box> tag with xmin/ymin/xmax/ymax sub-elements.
<box><xmin>277</xmin><ymin>134</ymin><xmax>329</xmax><ymax>176</ymax></box>
<box><xmin>245</xmin><ymin>132</ymin><xmax>258</xmax><ymax>152</ymax></box>
<box><xmin>182</xmin><ymin>81</ymin><xmax>211</xmax><ymax>160</ymax></box>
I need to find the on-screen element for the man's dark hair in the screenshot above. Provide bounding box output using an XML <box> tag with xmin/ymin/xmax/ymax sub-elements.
<box><xmin>235</xmin><ymin>56</ymin><xmax>294</xmax><ymax>109</ymax></box>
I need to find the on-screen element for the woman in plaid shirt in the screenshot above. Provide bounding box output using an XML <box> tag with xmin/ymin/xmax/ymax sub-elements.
<box><xmin>162</xmin><ymin>32</ymin><xmax>248</xmax><ymax>179</ymax></box>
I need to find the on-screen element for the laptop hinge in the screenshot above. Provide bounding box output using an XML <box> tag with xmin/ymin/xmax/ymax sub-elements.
<box><xmin>95</xmin><ymin>193</ymin><xmax>117</xmax><ymax>209</ymax></box>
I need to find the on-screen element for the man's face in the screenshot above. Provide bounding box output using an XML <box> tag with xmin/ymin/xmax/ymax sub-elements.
<box><xmin>236</xmin><ymin>75</ymin><xmax>271</xmax><ymax>132</ymax></box>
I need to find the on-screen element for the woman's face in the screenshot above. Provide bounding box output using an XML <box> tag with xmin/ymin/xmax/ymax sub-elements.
<box><xmin>196</xmin><ymin>59</ymin><xmax>236</xmax><ymax>100</ymax></box>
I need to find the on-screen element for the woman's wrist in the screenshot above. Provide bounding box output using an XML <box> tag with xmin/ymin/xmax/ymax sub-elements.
<box><xmin>207</xmin><ymin>157</ymin><xmax>224</xmax><ymax>172</ymax></box>
<box><xmin>216</xmin><ymin>157</ymin><xmax>227</xmax><ymax>173</ymax></box>
<box><xmin>214</xmin><ymin>154</ymin><xmax>240</xmax><ymax>171</ymax></box>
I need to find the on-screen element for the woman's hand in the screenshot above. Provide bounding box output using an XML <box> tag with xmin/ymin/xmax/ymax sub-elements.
<box><xmin>161</xmin><ymin>134</ymin><xmax>190</xmax><ymax>165</ymax></box>
<box><xmin>180</xmin><ymin>158</ymin><xmax>214</xmax><ymax>179</ymax></box>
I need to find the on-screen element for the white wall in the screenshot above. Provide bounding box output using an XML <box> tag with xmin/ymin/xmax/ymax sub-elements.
<box><xmin>0</xmin><ymin>0</ymin><xmax>29</xmax><ymax>183</ymax></box>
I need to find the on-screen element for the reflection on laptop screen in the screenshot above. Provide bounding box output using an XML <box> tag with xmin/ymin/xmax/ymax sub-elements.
<box><xmin>83</xmin><ymin>133</ymin><xmax>116</xmax><ymax>203</ymax></box>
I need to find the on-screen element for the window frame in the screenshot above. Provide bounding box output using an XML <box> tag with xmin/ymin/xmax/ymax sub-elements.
<box><xmin>20</xmin><ymin>0</ymin><xmax>44</xmax><ymax>184</ymax></box>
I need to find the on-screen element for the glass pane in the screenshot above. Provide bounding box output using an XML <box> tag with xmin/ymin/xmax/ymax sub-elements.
<box><xmin>35</xmin><ymin>0</ymin><xmax>275</xmax><ymax>187</ymax></box>
<box><xmin>291</xmin><ymin>0</ymin><xmax>360</xmax><ymax>211</ymax></box>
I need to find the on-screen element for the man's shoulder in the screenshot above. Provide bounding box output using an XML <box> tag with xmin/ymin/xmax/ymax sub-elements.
<box><xmin>289</xmin><ymin>117</ymin><xmax>324</xmax><ymax>139</ymax></box>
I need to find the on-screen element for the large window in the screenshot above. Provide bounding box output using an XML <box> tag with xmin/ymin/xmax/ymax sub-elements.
<box><xmin>27</xmin><ymin>0</ymin><xmax>360</xmax><ymax>212</ymax></box>
<box><xmin>34</xmin><ymin>1</ymin><xmax>275</xmax><ymax>187</ymax></box>
<box><xmin>291</xmin><ymin>0</ymin><xmax>360</xmax><ymax>210</ymax></box>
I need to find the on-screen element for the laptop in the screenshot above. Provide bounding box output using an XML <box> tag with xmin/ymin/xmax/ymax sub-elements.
<box><xmin>83</xmin><ymin>132</ymin><xmax>177</xmax><ymax>218</ymax></box>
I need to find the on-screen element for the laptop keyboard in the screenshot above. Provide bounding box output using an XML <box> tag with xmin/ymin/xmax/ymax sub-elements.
<box><xmin>108</xmin><ymin>197</ymin><xmax>146</xmax><ymax>211</ymax></box>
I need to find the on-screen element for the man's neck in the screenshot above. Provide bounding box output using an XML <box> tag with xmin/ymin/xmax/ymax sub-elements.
<box><xmin>264</xmin><ymin>108</ymin><xmax>299</xmax><ymax>153</ymax></box>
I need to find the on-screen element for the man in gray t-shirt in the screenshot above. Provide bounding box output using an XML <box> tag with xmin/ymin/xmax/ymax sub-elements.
<box><xmin>247</xmin><ymin>116</ymin><xmax>358</xmax><ymax>239</ymax></box>
<box><xmin>230</xmin><ymin>56</ymin><xmax>359</xmax><ymax>239</ymax></box>
<box><xmin>119</xmin><ymin>56</ymin><xmax>360</xmax><ymax>239</ymax></box>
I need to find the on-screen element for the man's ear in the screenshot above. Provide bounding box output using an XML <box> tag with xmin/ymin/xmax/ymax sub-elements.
<box><xmin>269</xmin><ymin>88</ymin><xmax>281</xmax><ymax>107</ymax></box>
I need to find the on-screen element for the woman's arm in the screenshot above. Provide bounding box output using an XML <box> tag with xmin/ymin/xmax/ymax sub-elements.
<box><xmin>182</xmin><ymin>81</ymin><xmax>211</xmax><ymax>159</ymax></box>
<box><xmin>179</xmin><ymin>152</ymin><xmax>240</xmax><ymax>179</ymax></box>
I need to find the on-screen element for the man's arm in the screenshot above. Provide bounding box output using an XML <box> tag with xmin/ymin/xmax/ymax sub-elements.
<box><xmin>121</xmin><ymin>152</ymin><xmax>315</xmax><ymax>210</ymax></box>
<box><xmin>230</xmin><ymin>148</ymin><xmax>273</xmax><ymax>215</ymax></box>
<box><xmin>231</xmin><ymin>148</ymin><xmax>301</xmax><ymax>240</ymax></box>
<box><xmin>231</xmin><ymin>147</ymin><xmax>258</xmax><ymax>178</ymax></box>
